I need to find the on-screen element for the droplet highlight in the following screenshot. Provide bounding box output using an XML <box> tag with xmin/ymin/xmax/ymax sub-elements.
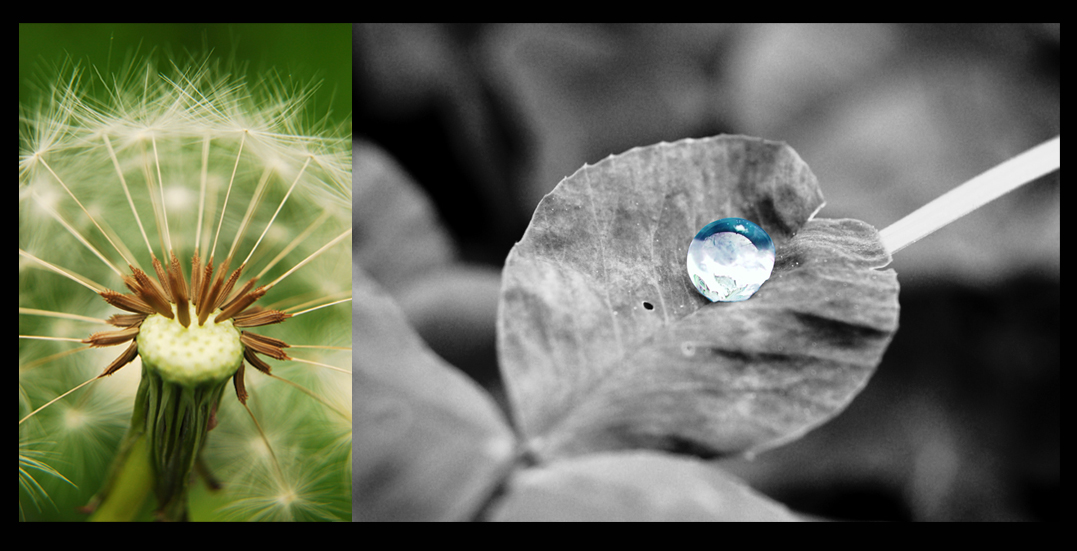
<box><xmin>687</xmin><ymin>217</ymin><xmax>775</xmax><ymax>302</ymax></box>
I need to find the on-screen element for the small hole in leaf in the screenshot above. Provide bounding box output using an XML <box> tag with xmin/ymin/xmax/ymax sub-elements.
<box><xmin>643</xmin><ymin>301</ymin><xmax>654</xmax><ymax>310</ymax></box>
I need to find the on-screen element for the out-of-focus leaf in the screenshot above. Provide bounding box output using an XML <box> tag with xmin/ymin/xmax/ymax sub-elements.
<box><xmin>483</xmin><ymin>24</ymin><xmax>726</xmax><ymax>217</ymax></box>
<box><xmin>498</xmin><ymin>135</ymin><xmax>899</xmax><ymax>461</ymax></box>
<box><xmin>353</xmin><ymin>140</ymin><xmax>456</xmax><ymax>293</ymax></box>
<box><xmin>353</xmin><ymin>267</ymin><xmax>515</xmax><ymax>521</ymax></box>
<box><xmin>393</xmin><ymin>264</ymin><xmax>503</xmax><ymax>386</ymax></box>
<box><xmin>354</xmin><ymin>140</ymin><xmax>503</xmax><ymax>384</ymax></box>
<box><xmin>488</xmin><ymin>450</ymin><xmax>798</xmax><ymax>521</ymax></box>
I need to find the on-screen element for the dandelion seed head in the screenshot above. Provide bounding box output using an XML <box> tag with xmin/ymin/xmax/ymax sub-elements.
<box><xmin>20</xmin><ymin>49</ymin><xmax>351</xmax><ymax>520</ymax></box>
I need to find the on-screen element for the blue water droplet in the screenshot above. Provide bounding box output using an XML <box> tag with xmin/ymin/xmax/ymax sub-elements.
<box><xmin>687</xmin><ymin>217</ymin><xmax>775</xmax><ymax>302</ymax></box>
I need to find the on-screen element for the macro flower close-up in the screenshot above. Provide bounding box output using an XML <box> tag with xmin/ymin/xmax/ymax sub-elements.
<box><xmin>19</xmin><ymin>30</ymin><xmax>352</xmax><ymax>521</ymax></box>
<box><xmin>23</xmin><ymin>23</ymin><xmax>1057</xmax><ymax>524</ymax></box>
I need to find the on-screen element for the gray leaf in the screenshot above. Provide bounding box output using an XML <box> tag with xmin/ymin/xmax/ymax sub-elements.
<box><xmin>489</xmin><ymin>450</ymin><xmax>799</xmax><ymax>522</ymax></box>
<box><xmin>353</xmin><ymin>268</ymin><xmax>515</xmax><ymax>521</ymax></box>
<box><xmin>498</xmin><ymin>135</ymin><xmax>899</xmax><ymax>460</ymax></box>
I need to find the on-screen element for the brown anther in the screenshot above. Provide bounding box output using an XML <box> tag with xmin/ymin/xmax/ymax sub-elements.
<box><xmin>232</xmin><ymin>361</ymin><xmax>248</xmax><ymax>404</ymax></box>
<box><xmin>242</xmin><ymin>347</ymin><xmax>272</xmax><ymax>374</ymax></box>
<box><xmin>190</xmin><ymin>251</ymin><xmax>202</xmax><ymax>307</ymax></box>
<box><xmin>169</xmin><ymin>251</ymin><xmax>190</xmax><ymax>328</ymax></box>
<box><xmin>152</xmin><ymin>256</ymin><xmax>173</xmax><ymax>303</ymax></box>
<box><xmin>215</xmin><ymin>285</ymin><xmax>267</xmax><ymax>324</ymax></box>
<box><xmin>218</xmin><ymin>276</ymin><xmax>257</xmax><ymax>316</ymax></box>
<box><xmin>123</xmin><ymin>273</ymin><xmax>143</xmax><ymax>295</ymax></box>
<box><xmin>207</xmin><ymin>402</ymin><xmax>219</xmax><ymax>431</ymax></box>
<box><xmin>232</xmin><ymin>309</ymin><xmax>292</xmax><ymax>328</ymax></box>
<box><xmin>132</xmin><ymin>268</ymin><xmax>174</xmax><ymax>319</ymax></box>
<box><xmin>240</xmin><ymin>331</ymin><xmax>291</xmax><ymax>361</ymax></box>
<box><xmin>100</xmin><ymin>289</ymin><xmax>155</xmax><ymax>315</ymax></box>
<box><xmin>83</xmin><ymin>325</ymin><xmax>141</xmax><ymax>347</ymax></box>
<box><xmin>106</xmin><ymin>313</ymin><xmax>148</xmax><ymax>328</ymax></box>
<box><xmin>212</xmin><ymin>267</ymin><xmax>247</xmax><ymax>313</ymax></box>
<box><xmin>99</xmin><ymin>340</ymin><xmax>139</xmax><ymax>377</ymax></box>
<box><xmin>199</xmin><ymin>260</ymin><xmax>236</xmax><ymax>326</ymax></box>
<box><xmin>196</xmin><ymin>258</ymin><xmax>216</xmax><ymax>325</ymax></box>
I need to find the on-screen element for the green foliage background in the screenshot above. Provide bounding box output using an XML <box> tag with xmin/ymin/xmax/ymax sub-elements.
<box><xmin>19</xmin><ymin>23</ymin><xmax>351</xmax><ymax>131</ymax></box>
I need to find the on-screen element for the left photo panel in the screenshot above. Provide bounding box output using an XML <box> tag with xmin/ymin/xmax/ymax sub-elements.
<box><xmin>19</xmin><ymin>23</ymin><xmax>352</xmax><ymax>521</ymax></box>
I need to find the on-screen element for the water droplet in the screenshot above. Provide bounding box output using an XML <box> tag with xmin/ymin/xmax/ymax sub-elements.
<box><xmin>687</xmin><ymin>217</ymin><xmax>775</xmax><ymax>302</ymax></box>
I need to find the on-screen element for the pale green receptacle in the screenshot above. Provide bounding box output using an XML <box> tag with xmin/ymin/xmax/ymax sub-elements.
<box><xmin>137</xmin><ymin>304</ymin><xmax>244</xmax><ymax>388</ymax></box>
<box><xmin>92</xmin><ymin>303</ymin><xmax>243</xmax><ymax>521</ymax></box>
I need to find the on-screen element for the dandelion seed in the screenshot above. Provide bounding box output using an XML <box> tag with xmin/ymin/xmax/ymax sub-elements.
<box><xmin>19</xmin><ymin>53</ymin><xmax>351</xmax><ymax>521</ymax></box>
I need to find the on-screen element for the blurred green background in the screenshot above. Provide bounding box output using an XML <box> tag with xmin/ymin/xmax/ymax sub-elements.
<box><xmin>19</xmin><ymin>23</ymin><xmax>351</xmax><ymax>130</ymax></box>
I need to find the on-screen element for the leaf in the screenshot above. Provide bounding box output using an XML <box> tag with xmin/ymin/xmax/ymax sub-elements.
<box><xmin>488</xmin><ymin>450</ymin><xmax>799</xmax><ymax>522</ymax></box>
<box><xmin>497</xmin><ymin>135</ymin><xmax>899</xmax><ymax>461</ymax></box>
<box><xmin>353</xmin><ymin>267</ymin><xmax>515</xmax><ymax>521</ymax></box>
<box><xmin>354</xmin><ymin>139</ymin><xmax>503</xmax><ymax>385</ymax></box>
<box><xmin>353</xmin><ymin>140</ymin><xmax>456</xmax><ymax>293</ymax></box>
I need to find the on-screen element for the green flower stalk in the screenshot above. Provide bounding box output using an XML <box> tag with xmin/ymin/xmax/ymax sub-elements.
<box><xmin>87</xmin><ymin>302</ymin><xmax>244</xmax><ymax>521</ymax></box>
<box><xmin>19</xmin><ymin>54</ymin><xmax>352</xmax><ymax>521</ymax></box>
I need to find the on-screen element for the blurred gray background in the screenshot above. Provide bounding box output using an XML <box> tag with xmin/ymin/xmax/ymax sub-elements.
<box><xmin>353</xmin><ymin>23</ymin><xmax>1059</xmax><ymax>521</ymax></box>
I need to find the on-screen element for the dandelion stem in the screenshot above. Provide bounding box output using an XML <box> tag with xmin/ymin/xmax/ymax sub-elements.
<box><xmin>880</xmin><ymin>136</ymin><xmax>1060</xmax><ymax>255</ymax></box>
<box><xmin>88</xmin><ymin>432</ymin><xmax>153</xmax><ymax>522</ymax></box>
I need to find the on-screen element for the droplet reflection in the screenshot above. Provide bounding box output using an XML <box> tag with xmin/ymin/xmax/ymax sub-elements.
<box><xmin>687</xmin><ymin>218</ymin><xmax>775</xmax><ymax>302</ymax></box>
